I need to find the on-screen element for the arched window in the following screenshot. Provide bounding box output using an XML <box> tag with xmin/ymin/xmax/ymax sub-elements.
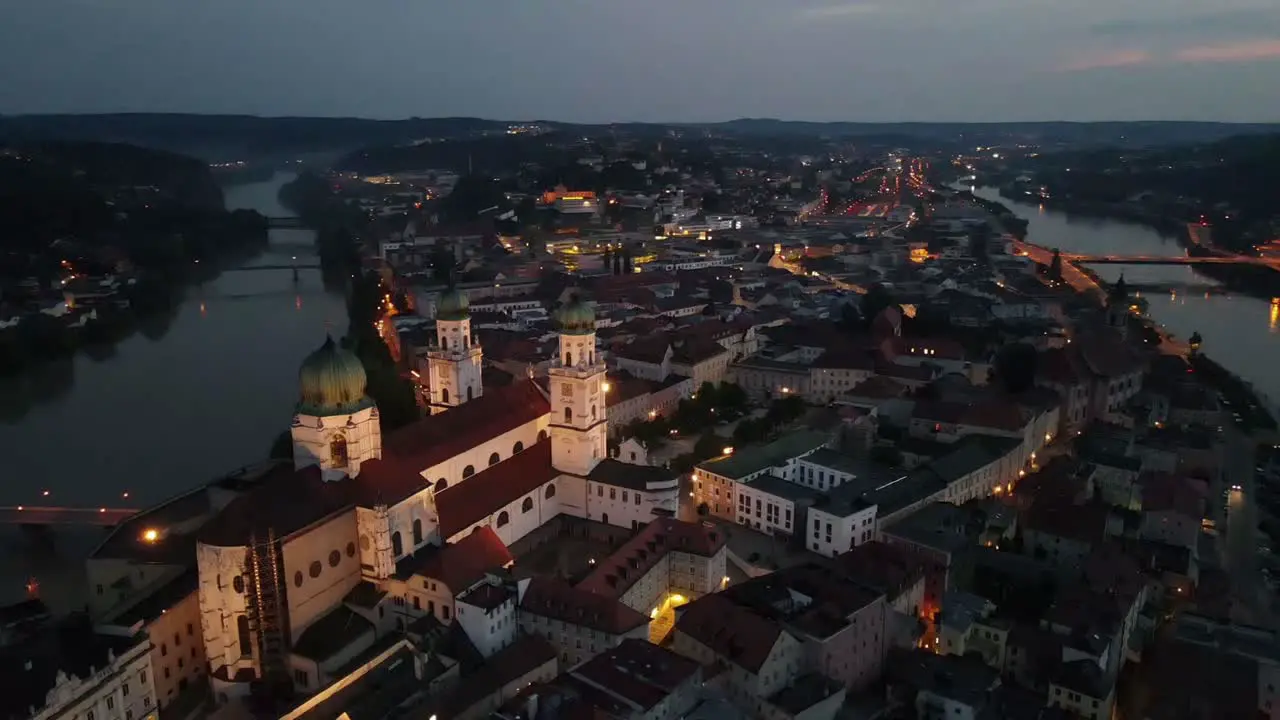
<box><xmin>330</xmin><ymin>434</ymin><xmax>349</xmax><ymax>468</ymax></box>
<box><xmin>462</xmin><ymin>465</ymin><xmax>475</xmax><ymax>478</ymax></box>
<box><xmin>591</xmin><ymin>405</ymin><xmax>597</xmax><ymax>420</ymax></box>
<box><xmin>488</xmin><ymin>452</ymin><xmax>500</xmax><ymax>467</ymax></box>
<box><xmin>538</xmin><ymin>430</ymin><xmax>549</xmax><ymax>442</ymax></box>
<box><xmin>391</xmin><ymin>532</ymin><xmax>403</xmax><ymax>556</ymax></box>
<box><xmin>413</xmin><ymin>519</ymin><xmax>423</xmax><ymax>545</ymax></box>
<box><xmin>522</xmin><ymin>497</ymin><xmax>534</xmax><ymax>513</ymax></box>
<box><xmin>442</xmin><ymin>387</ymin><xmax>450</xmax><ymax>404</ymax></box>
<box><xmin>513</xmin><ymin>441</ymin><xmax>524</xmax><ymax>454</ymax></box>
<box><xmin>564</xmin><ymin>407</ymin><xmax>572</xmax><ymax>423</ymax></box>
<box><xmin>467</xmin><ymin>386</ymin><xmax>474</xmax><ymax>401</ymax></box>
<box><xmin>545</xmin><ymin>484</ymin><xmax>557</xmax><ymax>499</ymax></box>
<box><xmin>496</xmin><ymin>511</ymin><xmax>510</xmax><ymax>528</ymax></box>
<box><xmin>441</xmin><ymin>337</ymin><xmax>448</xmax><ymax>351</ymax></box>
<box><xmin>565</xmin><ymin>351</ymin><xmax>573</xmax><ymax>367</ymax></box>
<box><xmin>435</xmin><ymin>478</ymin><xmax>449</xmax><ymax>492</ymax></box>
<box><xmin>237</xmin><ymin>616</ymin><xmax>252</xmax><ymax>657</ymax></box>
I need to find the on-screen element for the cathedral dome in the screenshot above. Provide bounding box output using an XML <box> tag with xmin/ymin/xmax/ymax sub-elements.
<box><xmin>555</xmin><ymin>296</ymin><xmax>596</xmax><ymax>335</ymax></box>
<box><xmin>298</xmin><ymin>336</ymin><xmax>372</xmax><ymax>415</ymax></box>
<box><xmin>437</xmin><ymin>287</ymin><xmax>470</xmax><ymax>321</ymax></box>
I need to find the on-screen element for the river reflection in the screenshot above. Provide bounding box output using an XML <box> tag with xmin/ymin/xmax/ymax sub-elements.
<box><xmin>968</xmin><ymin>186</ymin><xmax>1280</xmax><ymax>405</ymax></box>
<box><xmin>0</xmin><ymin>173</ymin><xmax>348</xmax><ymax>506</ymax></box>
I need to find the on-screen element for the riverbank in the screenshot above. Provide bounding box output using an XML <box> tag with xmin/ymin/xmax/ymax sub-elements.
<box><xmin>3</xmin><ymin>173</ymin><xmax>349</xmax><ymax>507</ymax></box>
<box><xmin>0</xmin><ymin>209</ymin><xmax>271</xmax><ymax>377</ymax></box>
<box><xmin>966</xmin><ymin>184</ymin><xmax>1280</xmax><ymax>431</ymax></box>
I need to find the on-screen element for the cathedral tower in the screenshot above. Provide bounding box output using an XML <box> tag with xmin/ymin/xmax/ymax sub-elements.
<box><xmin>1106</xmin><ymin>273</ymin><xmax>1129</xmax><ymax>338</ymax></box>
<box><xmin>291</xmin><ymin>336</ymin><xmax>381</xmax><ymax>481</ymax></box>
<box><xmin>427</xmin><ymin>285</ymin><xmax>483</xmax><ymax>415</ymax></box>
<box><xmin>548</xmin><ymin>296</ymin><xmax>607</xmax><ymax>476</ymax></box>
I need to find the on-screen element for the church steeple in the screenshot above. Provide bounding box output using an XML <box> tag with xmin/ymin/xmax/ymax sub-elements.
<box><xmin>427</xmin><ymin>278</ymin><xmax>483</xmax><ymax>414</ymax></box>
<box><xmin>548</xmin><ymin>295</ymin><xmax>606</xmax><ymax>476</ymax></box>
<box><xmin>1106</xmin><ymin>273</ymin><xmax>1129</xmax><ymax>337</ymax></box>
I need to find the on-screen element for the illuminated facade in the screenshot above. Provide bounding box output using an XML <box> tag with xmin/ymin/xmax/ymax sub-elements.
<box><xmin>193</xmin><ymin>303</ymin><xmax>681</xmax><ymax>705</ymax></box>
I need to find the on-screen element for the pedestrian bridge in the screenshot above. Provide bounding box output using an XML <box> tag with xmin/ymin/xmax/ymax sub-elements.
<box><xmin>0</xmin><ymin>506</ymin><xmax>139</xmax><ymax>526</ymax></box>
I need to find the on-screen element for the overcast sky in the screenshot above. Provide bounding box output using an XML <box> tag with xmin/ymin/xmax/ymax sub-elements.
<box><xmin>4</xmin><ymin>0</ymin><xmax>1280</xmax><ymax>123</ymax></box>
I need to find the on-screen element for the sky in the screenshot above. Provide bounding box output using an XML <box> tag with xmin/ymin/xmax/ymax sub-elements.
<box><xmin>3</xmin><ymin>0</ymin><xmax>1280</xmax><ymax>123</ymax></box>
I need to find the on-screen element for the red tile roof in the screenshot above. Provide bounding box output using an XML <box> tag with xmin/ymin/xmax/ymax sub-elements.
<box><xmin>674</xmin><ymin>593</ymin><xmax>782</xmax><ymax>673</ymax></box>
<box><xmin>519</xmin><ymin>576</ymin><xmax>648</xmax><ymax>635</ymax></box>
<box><xmin>1022</xmin><ymin>502</ymin><xmax>1110</xmax><ymax>545</ymax></box>
<box><xmin>831</xmin><ymin>541</ymin><xmax>927</xmax><ymax>600</ymax></box>
<box><xmin>1038</xmin><ymin>347</ymin><xmax>1086</xmax><ymax>386</ymax></box>
<box><xmin>383</xmin><ymin>379</ymin><xmax>550</xmax><ymax>474</ymax></box>
<box><xmin>614</xmin><ymin>337</ymin><xmax>670</xmax><ymax>364</ymax></box>
<box><xmin>577</xmin><ymin>518</ymin><xmax>725</xmax><ymax>599</ymax></box>
<box><xmin>913</xmin><ymin>399</ymin><xmax>1026</xmax><ymax>432</ymax></box>
<box><xmin>1074</xmin><ymin>326</ymin><xmax>1144</xmax><ymax>379</ymax></box>
<box><xmin>396</xmin><ymin>526</ymin><xmax>513</xmax><ymax>595</ymax></box>
<box><xmin>199</xmin><ymin>464</ymin><xmax>355</xmax><ymax>547</ymax></box>
<box><xmin>433</xmin><ymin>440</ymin><xmax>558</xmax><ymax>538</ymax></box>
<box><xmin>569</xmin><ymin>639</ymin><xmax>701</xmax><ymax>710</ymax></box>
<box><xmin>443</xmin><ymin>634</ymin><xmax>557</xmax><ymax>717</ymax></box>
<box><xmin>1138</xmin><ymin>472</ymin><xmax>1205</xmax><ymax>519</ymax></box>
<box><xmin>591</xmin><ymin>272</ymin><xmax>676</xmax><ymax>291</ymax></box>
<box><xmin>844</xmin><ymin>376</ymin><xmax>908</xmax><ymax>400</ymax></box>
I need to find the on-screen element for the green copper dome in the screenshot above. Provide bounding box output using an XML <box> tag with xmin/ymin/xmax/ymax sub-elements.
<box><xmin>437</xmin><ymin>287</ymin><xmax>470</xmax><ymax>321</ymax></box>
<box><xmin>297</xmin><ymin>336</ymin><xmax>373</xmax><ymax>415</ymax></box>
<box><xmin>555</xmin><ymin>296</ymin><xmax>596</xmax><ymax>335</ymax></box>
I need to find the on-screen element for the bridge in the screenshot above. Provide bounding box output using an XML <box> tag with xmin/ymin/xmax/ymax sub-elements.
<box><xmin>0</xmin><ymin>506</ymin><xmax>139</xmax><ymax>526</ymax></box>
<box><xmin>265</xmin><ymin>216</ymin><xmax>305</xmax><ymax>229</ymax></box>
<box><xmin>225</xmin><ymin>264</ymin><xmax>322</xmax><ymax>272</ymax></box>
<box><xmin>1128</xmin><ymin>282</ymin><xmax>1227</xmax><ymax>294</ymax></box>
<box><xmin>1068</xmin><ymin>253</ymin><xmax>1279</xmax><ymax>267</ymax></box>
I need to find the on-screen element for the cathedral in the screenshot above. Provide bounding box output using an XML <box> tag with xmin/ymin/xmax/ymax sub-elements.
<box><xmin>194</xmin><ymin>290</ymin><xmax>680</xmax><ymax>701</ymax></box>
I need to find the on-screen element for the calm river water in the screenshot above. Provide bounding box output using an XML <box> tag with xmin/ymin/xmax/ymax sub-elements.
<box><xmin>968</xmin><ymin>186</ymin><xmax>1280</xmax><ymax>405</ymax></box>
<box><xmin>0</xmin><ymin>173</ymin><xmax>348</xmax><ymax>508</ymax></box>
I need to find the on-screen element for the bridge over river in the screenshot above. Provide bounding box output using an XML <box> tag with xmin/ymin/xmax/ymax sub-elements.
<box><xmin>0</xmin><ymin>506</ymin><xmax>139</xmax><ymax>527</ymax></box>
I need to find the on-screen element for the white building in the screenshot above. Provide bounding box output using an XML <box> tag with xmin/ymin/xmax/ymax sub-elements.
<box><xmin>18</xmin><ymin>622</ymin><xmax>158</xmax><ymax>720</ymax></box>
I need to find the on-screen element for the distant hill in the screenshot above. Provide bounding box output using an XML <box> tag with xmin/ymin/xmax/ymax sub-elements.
<box><xmin>1</xmin><ymin>114</ymin><xmax>1276</xmax><ymax>161</ymax></box>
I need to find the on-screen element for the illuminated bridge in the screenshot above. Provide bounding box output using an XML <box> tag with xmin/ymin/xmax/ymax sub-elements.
<box><xmin>1068</xmin><ymin>254</ymin><xmax>1279</xmax><ymax>267</ymax></box>
<box><xmin>0</xmin><ymin>506</ymin><xmax>139</xmax><ymax>526</ymax></box>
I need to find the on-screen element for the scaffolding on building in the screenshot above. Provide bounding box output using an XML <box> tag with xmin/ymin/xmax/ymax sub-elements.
<box><xmin>245</xmin><ymin>529</ymin><xmax>293</xmax><ymax>705</ymax></box>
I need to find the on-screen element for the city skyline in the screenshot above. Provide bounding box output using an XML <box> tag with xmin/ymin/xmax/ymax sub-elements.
<box><xmin>3</xmin><ymin>0</ymin><xmax>1280</xmax><ymax>122</ymax></box>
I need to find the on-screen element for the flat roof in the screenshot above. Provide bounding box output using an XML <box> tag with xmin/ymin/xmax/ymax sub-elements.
<box><xmin>697</xmin><ymin>430</ymin><xmax>829</xmax><ymax>480</ymax></box>
<box><xmin>742</xmin><ymin>474</ymin><xmax>824</xmax><ymax>504</ymax></box>
<box><xmin>881</xmin><ymin>502</ymin><xmax>977</xmax><ymax>554</ymax></box>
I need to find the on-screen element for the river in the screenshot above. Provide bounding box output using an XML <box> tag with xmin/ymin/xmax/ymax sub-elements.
<box><xmin>0</xmin><ymin>173</ymin><xmax>348</xmax><ymax>509</ymax></box>
<box><xmin>967</xmin><ymin>186</ymin><xmax>1280</xmax><ymax>406</ymax></box>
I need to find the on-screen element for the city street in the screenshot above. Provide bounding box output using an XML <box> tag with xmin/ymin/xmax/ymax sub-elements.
<box><xmin>1222</xmin><ymin>430</ymin><xmax>1272</xmax><ymax>626</ymax></box>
